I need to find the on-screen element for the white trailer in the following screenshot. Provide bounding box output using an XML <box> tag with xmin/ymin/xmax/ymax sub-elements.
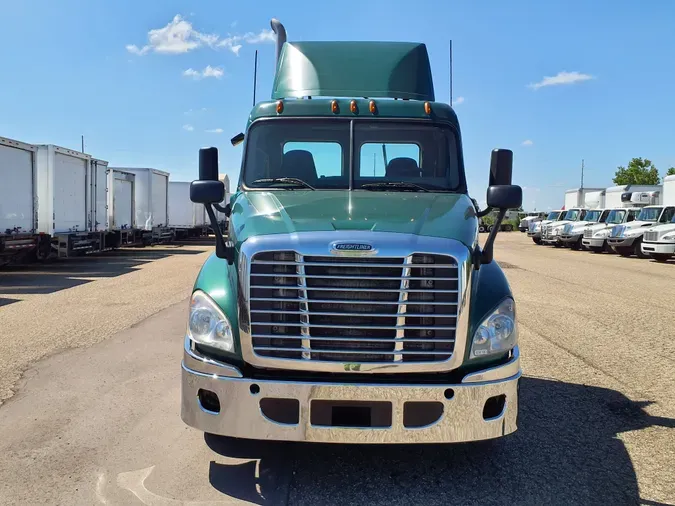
<box><xmin>604</xmin><ymin>184</ymin><xmax>662</xmax><ymax>209</ymax></box>
<box><xmin>168</xmin><ymin>181</ymin><xmax>207</xmax><ymax>239</ymax></box>
<box><xmin>0</xmin><ymin>136</ymin><xmax>51</xmax><ymax>265</ymax></box>
<box><xmin>35</xmin><ymin>144</ymin><xmax>106</xmax><ymax>257</ymax></box>
<box><xmin>563</xmin><ymin>188</ymin><xmax>605</xmax><ymax>210</ymax></box>
<box><xmin>213</xmin><ymin>174</ymin><xmax>231</xmax><ymax>235</ymax></box>
<box><xmin>111</xmin><ymin>167</ymin><xmax>172</xmax><ymax>243</ymax></box>
<box><xmin>89</xmin><ymin>158</ymin><xmax>109</xmax><ymax>233</ymax></box>
<box><xmin>640</xmin><ymin>175</ymin><xmax>675</xmax><ymax>261</ymax></box>
<box><xmin>105</xmin><ymin>168</ymin><xmax>141</xmax><ymax>248</ymax></box>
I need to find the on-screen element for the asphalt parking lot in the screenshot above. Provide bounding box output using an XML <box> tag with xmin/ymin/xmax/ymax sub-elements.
<box><xmin>0</xmin><ymin>233</ymin><xmax>673</xmax><ymax>505</ymax></box>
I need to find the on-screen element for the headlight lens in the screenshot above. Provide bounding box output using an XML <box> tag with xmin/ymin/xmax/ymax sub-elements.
<box><xmin>470</xmin><ymin>298</ymin><xmax>517</xmax><ymax>359</ymax></box>
<box><xmin>663</xmin><ymin>234</ymin><xmax>675</xmax><ymax>241</ymax></box>
<box><xmin>595</xmin><ymin>229</ymin><xmax>610</xmax><ymax>238</ymax></box>
<box><xmin>187</xmin><ymin>290</ymin><xmax>234</xmax><ymax>352</ymax></box>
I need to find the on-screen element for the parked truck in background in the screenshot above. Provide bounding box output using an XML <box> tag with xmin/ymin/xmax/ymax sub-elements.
<box><xmin>528</xmin><ymin>209</ymin><xmax>564</xmax><ymax>244</ymax></box>
<box><xmin>581</xmin><ymin>185</ymin><xmax>661</xmax><ymax>254</ymax></box>
<box><xmin>606</xmin><ymin>189</ymin><xmax>674</xmax><ymax>258</ymax></box>
<box><xmin>168</xmin><ymin>181</ymin><xmax>208</xmax><ymax>239</ymax></box>
<box><xmin>112</xmin><ymin>167</ymin><xmax>172</xmax><ymax>245</ymax></box>
<box><xmin>107</xmin><ymin>168</ymin><xmax>139</xmax><ymax>248</ymax></box>
<box><xmin>0</xmin><ymin>136</ymin><xmax>51</xmax><ymax>266</ymax></box>
<box><xmin>180</xmin><ymin>19</ymin><xmax>523</xmax><ymax>445</ymax></box>
<box><xmin>518</xmin><ymin>212</ymin><xmax>547</xmax><ymax>233</ymax></box>
<box><xmin>640</xmin><ymin>175</ymin><xmax>675</xmax><ymax>262</ymax></box>
<box><xmin>559</xmin><ymin>208</ymin><xmax>610</xmax><ymax>250</ymax></box>
<box><xmin>541</xmin><ymin>207</ymin><xmax>589</xmax><ymax>247</ymax></box>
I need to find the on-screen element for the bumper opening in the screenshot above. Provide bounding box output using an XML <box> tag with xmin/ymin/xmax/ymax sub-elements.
<box><xmin>483</xmin><ymin>394</ymin><xmax>506</xmax><ymax>420</ymax></box>
<box><xmin>260</xmin><ymin>398</ymin><xmax>299</xmax><ymax>425</ymax></box>
<box><xmin>311</xmin><ymin>400</ymin><xmax>392</xmax><ymax>428</ymax></box>
<box><xmin>197</xmin><ymin>389</ymin><xmax>221</xmax><ymax>414</ymax></box>
<box><xmin>403</xmin><ymin>401</ymin><xmax>444</xmax><ymax>428</ymax></box>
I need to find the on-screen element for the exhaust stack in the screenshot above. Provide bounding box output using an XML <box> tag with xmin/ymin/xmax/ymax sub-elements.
<box><xmin>270</xmin><ymin>18</ymin><xmax>287</xmax><ymax>65</ymax></box>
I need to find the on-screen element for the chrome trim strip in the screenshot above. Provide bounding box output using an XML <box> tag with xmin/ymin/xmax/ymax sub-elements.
<box><xmin>183</xmin><ymin>336</ymin><xmax>243</xmax><ymax>378</ymax></box>
<box><xmin>462</xmin><ymin>346</ymin><xmax>520</xmax><ymax>383</ymax></box>
<box><xmin>238</xmin><ymin>231</ymin><xmax>472</xmax><ymax>374</ymax></box>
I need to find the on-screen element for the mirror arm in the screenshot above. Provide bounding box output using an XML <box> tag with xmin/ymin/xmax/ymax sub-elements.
<box><xmin>205</xmin><ymin>204</ymin><xmax>235</xmax><ymax>265</ymax></box>
<box><xmin>213</xmin><ymin>202</ymin><xmax>231</xmax><ymax>216</ymax></box>
<box><xmin>476</xmin><ymin>206</ymin><xmax>492</xmax><ymax>218</ymax></box>
<box><xmin>480</xmin><ymin>208</ymin><xmax>506</xmax><ymax>265</ymax></box>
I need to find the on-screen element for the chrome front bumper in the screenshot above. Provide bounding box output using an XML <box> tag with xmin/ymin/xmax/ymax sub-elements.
<box><xmin>582</xmin><ymin>237</ymin><xmax>605</xmax><ymax>248</ymax></box>
<box><xmin>181</xmin><ymin>339</ymin><xmax>521</xmax><ymax>444</ymax></box>
<box><xmin>607</xmin><ymin>236</ymin><xmax>636</xmax><ymax>247</ymax></box>
<box><xmin>527</xmin><ymin>231</ymin><xmax>541</xmax><ymax>238</ymax></box>
<box><xmin>641</xmin><ymin>242</ymin><xmax>675</xmax><ymax>254</ymax></box>
<box><xmin>560</xmin><ymin>233</ymin><xmax>582</xmax><ymax>243</ymax></box>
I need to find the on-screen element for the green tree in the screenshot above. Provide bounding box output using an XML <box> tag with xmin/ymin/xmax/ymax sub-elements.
<box><xmin>666</xmin><ymin>167</ymin><xmax>675</xmax><ymax>177</ymax></box>
<box><xmin>613</xmin><ymin>158</ymin><xmax>660</xmax><ymax>185</ymax></box>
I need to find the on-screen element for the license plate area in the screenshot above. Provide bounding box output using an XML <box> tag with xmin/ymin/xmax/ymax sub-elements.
<box><xmin>310</xmin><ymin>400</ymin><xmax>392</xmax><ymax>428</ymax></box>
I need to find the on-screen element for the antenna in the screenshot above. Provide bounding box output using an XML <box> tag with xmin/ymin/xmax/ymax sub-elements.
<box><xmin>81</xmin><ymin>135</ymin><xmax>84</xmax><ymax>153</ymax></box>
<box><xmin>581</xmin><ymin>159</ymin><xmax>585</xmax><ymax>189</ymax></box>
<box><xmin>252</xmin><ymin>50</ymin><xmax>258</xmax><ymax>106</ymax></box>
<box><xmin>449</xmin><ymin>40</ymin><xmax>453</xmax><ymax>106</ymax></box>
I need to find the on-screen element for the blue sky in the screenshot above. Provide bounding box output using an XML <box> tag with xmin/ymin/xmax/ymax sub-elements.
<box><xmin>1</xmin><ymin>0</ymin><xmax>674</xmax><ymax>210</ymax></box>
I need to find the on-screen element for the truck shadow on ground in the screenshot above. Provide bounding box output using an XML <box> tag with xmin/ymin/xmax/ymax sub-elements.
<box><xmin>0</xmin><ymin>246</ymin><xmax>207</xmax><ymax>304</ymax></box>
<box><xmin>205</xmin><ymin>376</ymin><xmax>675</xmax><ymax>506</ymax></box>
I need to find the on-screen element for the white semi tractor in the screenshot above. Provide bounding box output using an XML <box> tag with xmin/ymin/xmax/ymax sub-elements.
<box><xmin>528</xmin><ymin>209</ymin><xmax>565</xmax><ymax>245</ymax></box>
<box><xmin>541</xmin><ymin>188</ymin><xmax>606</xmax><ymax>247</ymax></box>
<box><xmin>606</xmin><ymin>186</ymin><xmax>675</xmax><ymax>258</ymax></box>
<box><xmin>581</xmin><ymin>185</ymin><xmax>661</xmax><ymax>254</ymax></box>
<box><xmin>518</xmin><ymin>212</ymin><xmax>547</xmax><ymax>232</ymax></box>
<box><xmin>640</xmin><ymin>175</ymin><xmax>675</xmax><ymax>261</ymax></box>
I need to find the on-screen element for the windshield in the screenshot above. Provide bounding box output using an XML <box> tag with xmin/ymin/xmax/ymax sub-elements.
<box><xmin>242</xmin><ymin>119</ymin><xmax>463</xmax><ymax>191</ymax></box>
<box><xmin>606</xmin><ymin>210</ymin><xmax>626</xmax><ymax>224</ymax></box>
<box><xmin>584</xmin><ymin>210</ymin><xmax>602</xmax><ymax>223</ymax></box>
<box><xmin>636</xmin><ymin>207</ymin><xmax>662</xmax><ymax>222</ymax></box>
<box><xmin>564</xmin><ymin>210</ymin><xmax>580</xmax><ymax>220</ymax></box>
<box><xmin>546</xmin><ymin>212</ymin><xmax>560</xmax><ymax>220</ymax></box>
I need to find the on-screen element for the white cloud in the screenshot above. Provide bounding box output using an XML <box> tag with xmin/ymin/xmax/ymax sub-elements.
<box><xmin>206</xmin><ymin>128</ymin><xmax>224</xmax><ymax>134</ymax></box>
<box><xmin>528</xmin><ymin>71</ymin><xmax>594</xmax><ymax>90</ymax></box>
<box><xmin>452</xmin><ymin>96</ymin><xmax>465</xmax><ymax>106</ymax></box>
<box><xmin>183</xmin><ymin>65</ymin><xmax>224</xmax><ymax>80</ymax></box>
<box><xmin>522</xmin><ymin>186</ymin><xmax>540</xmax><ymax>192</ymax></box>
<box><xmin>521</xmin><ymin>139</ymin><xmax>533</xmax><ymax>146</ymax></box>
<box><xmin>127</xmin><ymin>15</ymin><xmax>275</xmax><ymax>56</ymax></box>
<box><xmin>183</xmin><ymin>124</ymin><xmax>194</xmax><ymax>131</ymax></box>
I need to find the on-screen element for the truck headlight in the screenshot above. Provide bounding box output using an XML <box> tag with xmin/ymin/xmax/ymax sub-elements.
<box><xmin>470</xmin><ymin>298</ymin><xmax>517</xmax><ymax>359</ymax></box>
<box><xmin>595</xmin><ymin>229</ymin><xmax>610</xmax><ymax>238</ymax></box>
<box><xmin>187</xmin><ymin>290</ymin><xmax>234</xmax><ymax>352</ymax></box>
<box><xmin>663</xmin><ymin>234</ymin><xmax>675</xmax><ymax>241</ymax></box>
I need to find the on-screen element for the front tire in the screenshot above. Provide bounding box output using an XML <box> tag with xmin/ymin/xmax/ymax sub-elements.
<box><xmin>532</xmin><ymin>237</ymin><xmax>542</xmax><ymax>245</ymax></box>
<box><xmin>634</xmin><ymin>238</ymin><xmax>650</xmax><ymax>259</ymax></box>
<box><xmin>571</xmin><ymin>237</ymin><xmax>583</xmax><ymax>251</ymax></box>
<box><xmin>651</xmin><ymin>253</ymin><xmax>672</xmax><ymax>263</ymax></box>
<box><xmin>589</xmin><ymin>246</ymin><xmax>604</xmax><ymax>254</ymax></box>
<box><xmin>615</xmin><ymin>246</ymin><xmax>633</xmax><ymax>257</ymax></box>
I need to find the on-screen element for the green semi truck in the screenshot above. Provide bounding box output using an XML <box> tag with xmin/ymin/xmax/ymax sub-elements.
<box><xmin>181</xmin><ymin>19</ymin><xmax>522</xmax><ymax>444</ymax></box>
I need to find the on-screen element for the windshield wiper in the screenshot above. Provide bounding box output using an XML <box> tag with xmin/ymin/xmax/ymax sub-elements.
<box><xmin>252</xmin><ymin>177</ymin><xmax>315</xmax><ymax>190</ymax></box>
<box><xmin>361</xmin><ymin>181</ymin><xmax>430</xmax><ymax>192</ymax></box>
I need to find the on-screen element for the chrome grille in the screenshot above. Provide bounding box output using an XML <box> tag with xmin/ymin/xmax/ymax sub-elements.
<box><xmin>610</xmin><ymin>225</ymin><xmax>625</xmax><ymax>238</ymax></box>
<box><xmin>248</xmin><ymin>251</ymin><xmax>458</xmax><ymax>363</ymax></box>
<box><xmin>644</xmin><ymin>230</ymin><xmax>659</xmax><ymax>242</ymax></box>
<box><xmin>584</xmin><ymin>228</ymin><xmax>594</xmax><ymax>238</ymax></box>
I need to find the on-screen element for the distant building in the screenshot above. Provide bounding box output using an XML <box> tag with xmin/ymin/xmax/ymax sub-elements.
<box><xmin>218</xmin><ymin>174</ymin><xmax>230</xmax><ymax>193</ymax></box>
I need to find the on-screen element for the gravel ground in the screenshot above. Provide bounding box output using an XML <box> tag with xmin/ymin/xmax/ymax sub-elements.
<box><xmin>0</xmin><ymin>234</ymin><xmax>673</xmax><ymax>505</ymax></box>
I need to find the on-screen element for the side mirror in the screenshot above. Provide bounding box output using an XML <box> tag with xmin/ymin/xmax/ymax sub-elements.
<box><xmin>199</xmin><ymin>147</ymin><xmax>219</xmax><ymax>181</ymax></box>
<box><xmin>486</xmin><ymin>185</ymin><xmax>522</xmax><ymax>210</ymax></box>
<box><xmin>190</xmin><ymin>180</ymin><xmax>224</xmax><ymax>204</ymax></box>
<box><xmin>489</xmin><ymin>149</ymin><xmax>513</xmax><ymax>186</ymax></box>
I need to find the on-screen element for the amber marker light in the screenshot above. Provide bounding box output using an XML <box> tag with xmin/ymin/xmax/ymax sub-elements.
<box><xmin>369</xmin><ymin>100</ymin><xmax>377</xmax><ymax>114</ymax></box>
<box><xmin>331</xmin><ymin>100</ymin><xmax>339</xmax><ymax>114</ymax></box>
<box><xmin>276</xmin><ymin>100</ymin><xmax>284</xmax><ymax>114</ymax></box>
<box><xmin>350</xmin><ymin>100</ymin><xmax>358</xmax><ymax>114</ymax></box>
<box><xmin>424</xmin><ymin>102</ymin><xmax>432</xmax><ymax>115</ymax></box>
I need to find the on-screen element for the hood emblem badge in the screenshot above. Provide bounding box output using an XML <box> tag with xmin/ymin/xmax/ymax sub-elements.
<box><xmin>330</xmin><ymin>242</ymin><xmax>377</xmax><ymax>256</ymax></box>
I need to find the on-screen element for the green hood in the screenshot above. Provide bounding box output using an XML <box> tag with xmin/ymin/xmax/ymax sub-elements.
<box><xmin>230</xmin><ymin>190</ymin><xmax>478</xmax><ymax>248</ymax></box>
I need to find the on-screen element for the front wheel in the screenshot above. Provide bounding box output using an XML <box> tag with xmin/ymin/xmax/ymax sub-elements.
<box><xmin>651</xmin><ymin>253</ymin><xmax>672</xmax><ymax>263</ymax></box>
<box><xmin>615</xmin><ymin>246</ymin><xmax>633</xmax><ymax>257</ymax></box>
<box><xmin>634</xmin><ymin>238</ymin><xmax>650</xmax><ymax>259</ymax></box>
<box><xmin>589</xmin><ymin>246</ymin><xmax>604</xmax><ymax>254</ymax></box>
<box><xmin>570</xmin><ymin>237</ymin><xmax>583</xmax><ymax>251</ymax></box>
<box><xmin>532</xmin><ymin>237</ymin><xmax>542</xmax><ymax>245</ymax></box>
